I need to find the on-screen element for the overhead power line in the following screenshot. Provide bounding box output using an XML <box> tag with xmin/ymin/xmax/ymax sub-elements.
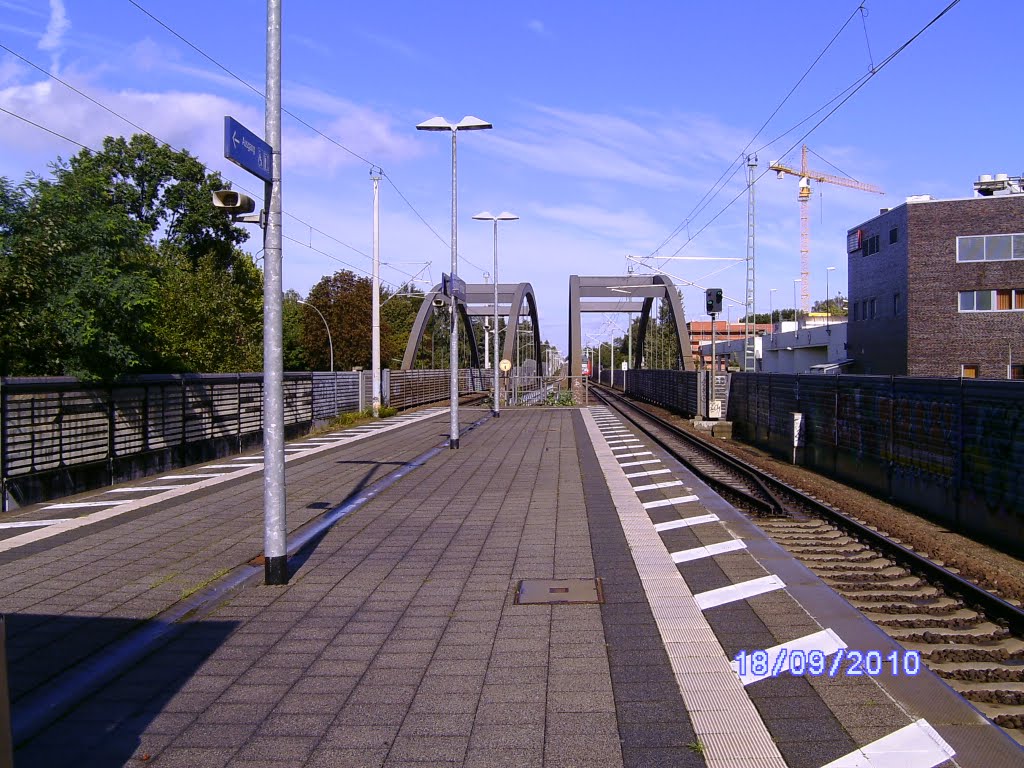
<box><xmin>0</xmin><ymin>41</ymin><xmax>432</xmax><ymax>285</ymax></box>
<box><xmin>0</xmin><ymin>100</ymin><xmax>412</xmax><ymax>291</ymax></box>
<box><xmin>654</xmin><ymin>0</ymin><xmax>963</xmax><ymax>263</ymax></box>
<box><xmin>651</xmin><ymin>3</ymin><xmax>866</xmax><ymax>263</ymax></box>
<box><xmin>125</xmin><ymin>0</ymin><xmax>490</xmax><ymax>276</ymax></box>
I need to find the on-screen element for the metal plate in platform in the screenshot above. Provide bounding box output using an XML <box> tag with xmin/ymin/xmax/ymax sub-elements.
<box><xmin>515</xmin><ymin>578</ymin><xmax>604</xmax><ymax>605</ymax></box>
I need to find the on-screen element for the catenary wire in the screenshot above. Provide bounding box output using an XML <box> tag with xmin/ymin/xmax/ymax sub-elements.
<box><xmin>125</xmin><ymin>0</ymin><xmax>489</xmax><ymax>276</ymax></box>
<box><xmin>0</xmin><ymin>40</ymin><xmax>430</xmax><ymax>285</ymax></box>
<box><xmin>658</xmin><ymin>0</ymin><xmax>962</xmax><ymax>263</ymax></box>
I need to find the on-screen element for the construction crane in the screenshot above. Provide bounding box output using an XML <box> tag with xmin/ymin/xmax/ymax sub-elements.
<box><xmin>770</xmin><ymin>145</ymin><xmax>883</xmax><ymax>313</ymax></box>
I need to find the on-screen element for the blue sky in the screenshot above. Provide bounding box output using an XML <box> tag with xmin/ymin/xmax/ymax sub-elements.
<box><xmin>1</xmin><ymin>1</ymin><xmax>1021</xmax><ymax>354</ymax></box>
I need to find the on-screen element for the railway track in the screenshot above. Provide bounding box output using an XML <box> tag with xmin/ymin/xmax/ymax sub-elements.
<box><xmin>592</xmin><ymin>385</ymin><xmax>1024</xmax><ymax>744</ymax></box>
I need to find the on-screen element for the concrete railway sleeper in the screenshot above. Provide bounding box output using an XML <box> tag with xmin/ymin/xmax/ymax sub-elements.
<box><xmin>592</xmin><ymin>383</ymin><xmax>1024</xmax><ymax>745</ymax></box>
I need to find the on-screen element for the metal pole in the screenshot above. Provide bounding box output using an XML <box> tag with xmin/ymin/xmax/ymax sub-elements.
<box><xmin>263</xmin><ymin>0</ymin><xmax>287</xmax><ymax>585</ymax></box>
<box><xmin>484</xmin><ymin>317</ymin><xmax>490</xmax><ymax>370</ymax></box>
<box><xmin>493</xmin><ymin>220</ymin><xmax>500</xmax><ymax>417</ymax></box>
<box><xmin>449</xmin><ymin>129</ymin><xmax>460</xmax><ymax>448</ymax></box>
<box><xmin>628</xmin><ymin>312</ymin><xmax>633</xmax><ymax>369</ymax></box>
<box><xmin>711</xmin><ymin>313</ymin><xmax>717</xmax><ymax>416</ymax></box>
<box><xmin>371</xmin><ymin>169</ymin><xmax>382</xmax><ymax>417</ymax></box>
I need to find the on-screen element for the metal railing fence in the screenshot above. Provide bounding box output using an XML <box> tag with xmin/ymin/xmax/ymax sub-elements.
<box><xmin>0</xmin><ymin>368</ymin><xmax>487</xmax><ymax>508</ymax></box>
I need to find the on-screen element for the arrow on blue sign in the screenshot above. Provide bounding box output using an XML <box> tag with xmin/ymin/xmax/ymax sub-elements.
<box><xmin>223</xmin><ymin>116</ymin><xmax>273</xmax><ymax>183</ymax></box>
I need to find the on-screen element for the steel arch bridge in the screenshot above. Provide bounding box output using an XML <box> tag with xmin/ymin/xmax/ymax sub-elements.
<box><xmin>401</xmin><ymin>282</ymin><xmax>543</xmax><ymax>374</ymax></box>
<box><xmin>568</xmin><ymin>274</ymin><xmax>694</xmax><ymax>376</ymax></box>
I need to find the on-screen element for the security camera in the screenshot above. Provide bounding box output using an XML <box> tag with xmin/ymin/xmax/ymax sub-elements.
<box><xmin>212</xmin><ymin>190</ymin><xmax>256</xmax><ymax>214</ymax></box>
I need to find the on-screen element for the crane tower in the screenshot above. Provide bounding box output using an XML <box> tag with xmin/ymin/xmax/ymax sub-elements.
<box><xmin>770</xmin><ymin>145</ymin><xmax>883</xmax><ymax>313</ymax></box>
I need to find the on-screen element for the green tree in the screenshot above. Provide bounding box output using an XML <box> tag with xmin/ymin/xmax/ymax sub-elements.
<box><xmin>304</xmin><ymin>270</ymin><xmax>373</xmax><ymax>370</ymax></box>
<box><xmin>0</xmin><ymin>134</ymin><xmax>250</xmax><ymax>379</ymax></box>
<box><xmin>151</xmin><ymin>249</ymin><xmax>264</xmax><ymax>372</ymax></box>
<box><xmin>282</xmin><ymin>289</ymin><xmax>310</xmax><ymax>371</ymax></box>
<box><xmin>380</xmin><ymin>284</ymin><xmax>424</xmax><ymax>369</ymax></box>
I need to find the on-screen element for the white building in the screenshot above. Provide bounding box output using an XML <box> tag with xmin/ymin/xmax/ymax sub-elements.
<box><xmin>699</xmin><ymin>318</ymin><xmax>850</xmax><ymax>374</ymax></box>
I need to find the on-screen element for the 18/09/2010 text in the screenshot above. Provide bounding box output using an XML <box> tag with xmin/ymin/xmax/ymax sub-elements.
<box><xmin>733</xmin><ymin>648</ymin><xmax>922</xmax><ymax>678</ymax></box>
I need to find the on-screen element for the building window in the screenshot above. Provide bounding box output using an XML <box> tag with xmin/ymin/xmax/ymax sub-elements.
<box><xmin>893</xmin><ymin>293</ymin><xmax>901</xmax><ymax>315</ymax></box>
<box><xmin>852</xmin><ymin>303</ymin><xmax>859</xmax><ymax>321</ymax></box>
<box><xmin>959</xmin><ymin>289</ymin><xmax>1024</xmax><ymax>312</ymax></box>
<box><xmin>869</xmin><ymin>298</ymin><xmax>877</xmax><ymax>318</ymax></box>
<box><xmin>889</xmin><ymin>227</ymin><xmax>899</xmax><ymax>244</ymax></box>
<box><xmin>1009</xmin><ymin>364</ymin><xmax>1024</xmax><ymax>380</ymax></box>
<box><xmin>961</xmin><ymin>364</ymin><xmax>979</xmax><ymax>378</ymax></box>
<box><xmin>865</xmin><ymin>234</ymin><xmax>881</xmax><ymax>256</ymax></box>
<box><xmin>957</xmin><ymin>233</ymin><xmax>1024</xmax><ymax>262</ymax></box>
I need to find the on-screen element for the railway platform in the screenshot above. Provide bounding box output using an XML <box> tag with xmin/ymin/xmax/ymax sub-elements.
<box><xmin>0</xmin><ymin>405</ymin><xmax>1020</xmax><ymax>767</ymax></box>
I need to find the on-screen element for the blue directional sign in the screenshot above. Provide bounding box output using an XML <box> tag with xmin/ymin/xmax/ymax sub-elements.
<box><xmin>442</xmin><ymin>273</ymin><xmax>467</xmax><ymax>303</ymax></box>
<box><xmin>224</xmin><ymin>116</ymin><xmax>273</xmax><ymax>183</ymax></box>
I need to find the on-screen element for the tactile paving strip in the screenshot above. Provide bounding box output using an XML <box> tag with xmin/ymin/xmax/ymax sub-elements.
<box><xmin>583</xmin><ymin>409</ymin><xmax>789</xmax><ymax>768</ymax></box>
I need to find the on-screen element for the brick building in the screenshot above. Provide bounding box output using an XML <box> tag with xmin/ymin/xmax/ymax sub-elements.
<box><xmin>686</xmin><ymin>321</ymin><xmax>772</xmax><ymax>368</ymax></box>
<box><xmin>846</xmin><ymin>186</ymin><xmax>1024</xmax><ymax>378</ymax></box>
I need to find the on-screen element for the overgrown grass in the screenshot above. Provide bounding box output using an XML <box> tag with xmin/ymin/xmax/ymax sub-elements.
<box><xmin>180</xmin><ymin>567</ymin><xmax>232</xmax><ymax>600</ymax></box>
<box><xmin>311</xmin><ymin>406</ymin><xmax>399</xmax><ymax>436</ymax></box>
<box><xmin>544</xmin><ymin>390</ymin><xmax>577</xmax><ymax>407</ymax></box>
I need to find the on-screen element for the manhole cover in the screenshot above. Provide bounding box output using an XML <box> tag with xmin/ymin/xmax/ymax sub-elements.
<box><xmin>515</xmin><ymin>578</ymin><xmax>604</xmax><ymax>605</ymax></box>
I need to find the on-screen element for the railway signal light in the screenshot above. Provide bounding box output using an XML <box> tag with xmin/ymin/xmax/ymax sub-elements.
<box><xmin>706</xmin><ymin>287</ymin><xmax>723</xmax><ymax>315</ymax></box>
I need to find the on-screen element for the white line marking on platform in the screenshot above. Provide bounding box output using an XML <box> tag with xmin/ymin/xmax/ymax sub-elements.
<box><xmin>609</xmin><ymin>446</ymin><xmax>635</xmax><ymax>452</ymax></box>
<box><xmin>606</xmin><ymin>439</ymin><xmax>641</xmax><ymax>445</ymax></box>
<box><xmin>0</xmin><ymin>407</ymin><xmax>451</xmax><ymax>555</ymax></box>
<box><xmin>616</xmin><ymin>451</ymin><xmax>654</xmax><ymax>458</ymax></box>
<box><xmin>105</xmin><ymin>486</ymin><xmax>184</xmax><ymax>493</ymax></box>
<box><xmin>625</xmin><ymin>468</ymin><xmax>672</xmax><ymax>479</ymax></box>
<box><xmin>42</xmin><ymin>501</ymin><xmax>127</xmax><ymax>510</ymax></box>
<box><xmin>159</xmin><ymin>474</ymin><xmax>226</xmax><ymax>480</ymax></box>
<box><xmin>0</xmin><ymin>519</ymin><xmax>73</xmax><ymax>529</ymax></box>
<box><xmin>672</xmin><ymin>539</ymin><xmax>746</xmax><ymax>563</ymax></box>
<box><xmin>732</xmin><ymin>628</ymin><xmax>847</xmax><ymax>685</ymax></box>
<box><xmin>201</xmin><ymin>464</ymin><xmax>253</xmax><ymax>469</ymax></box>
<box><xmin>694</xmin><ymin>575</ymin><xmax>786</xmax><ymax>610</ymax></box>
<box><xmin>654</xmin><ymin>514</ymin><xmax>719</xmax><ymax>531</ymax></box>
<box><xmin>644</xmin><ymin>495</ymin><xmax>700</xmax><ymax>509</ymax></box>
<box><xmin>632</xmin><ymin>480</ymin><xmax>685</xmax><ymax>492</ymax></box>
<box><xmin>580</xmin><ymin>410</ymin><xmax>789</xmax><ymax>767</ymax></box>
<box><xmin>821</xmin><ymin>718</ymin><xmax>955</xmax><ymax>768</ymax></box>
<box><xmin>619</xmin><ymin>459</ymin><xmax>662</xmax><ymax>468</ymax></box>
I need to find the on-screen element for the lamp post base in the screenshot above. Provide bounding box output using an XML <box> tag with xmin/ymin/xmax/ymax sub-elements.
<box><xmin>449</xmin><ymin>438</ymin><xmax>460</xmax><ymax>449</ymax></box>
<box><xmin>264</xmin><ymin>556</ymin><xmax>289</xmax><ymax>585</ymax></box>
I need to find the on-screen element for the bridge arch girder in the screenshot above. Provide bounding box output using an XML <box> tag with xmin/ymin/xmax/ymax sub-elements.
<box><xmin>568</xmin><ymin>274</ymin><xmax>693</xmax><ymax>377</ymax></box>
<box><xmin>401</xmin><ymin>282</ymin><xmax>543</xmax><ymax>374</ymax></box>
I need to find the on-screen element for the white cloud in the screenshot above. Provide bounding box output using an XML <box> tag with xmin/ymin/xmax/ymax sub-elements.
<box><xmin>358</xmin><ymin>30</ymin><xmax>415</xmax><ymax>60</ymax></box>
<box><xmin>531</xmin><ymin>203</ymin><xmax>661</xmax><ymax>242</ymax></box>
<box><xmin>527</xmin><ymin>20</ymin><xmax>548</xmax><ymax>36</ymax></box>
<box><xmin>38</xmin><ymin>0</ymin><xmax>68</xmax><ymax>51</ymax></box>
<box><xmin>478</xmin><ymin>104</ymin><xmax>753</xmax><ymax>192</ymax></box>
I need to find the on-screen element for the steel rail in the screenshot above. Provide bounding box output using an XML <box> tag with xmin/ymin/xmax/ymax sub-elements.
<box><xmin>595</xmin><ymin>385</ymin><xmax>1024</xmax><ymax>637</ymax></box>
<box><xmin>593</xmin><ymin>386</ymin><xmax>783</xmax><ymax>516</ymax></box>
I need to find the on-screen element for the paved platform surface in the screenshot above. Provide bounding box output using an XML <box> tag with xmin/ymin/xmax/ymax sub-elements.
<box><xmin>2</xmin><ymin>407</ymin><xmax>1020</xmax><ymax>767</ymax></box>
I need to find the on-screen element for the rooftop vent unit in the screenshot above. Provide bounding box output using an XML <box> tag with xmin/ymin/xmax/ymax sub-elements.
<box><xmin>974</xmin><ymin>173</ymin><xmax>1023</xmax><ymax>196</ymax></box>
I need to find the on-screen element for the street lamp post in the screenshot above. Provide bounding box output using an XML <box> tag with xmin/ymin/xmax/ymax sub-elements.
<box><xmin>473</xmin><ymin>211</ymin><xmax>518</xmax><ymax>418</ymax></box>
<box><xmin>825</xmin><ymin>266</ymin><xmax>836</xmax><ymax>335</ymax></box>
<box><xmin>769</xmin><ymin>288</ymin><xmax>778</xmax><ymax>341</ymax></box>
<box><xmin>417</xmin><ymin>116</ymin><xmax>492</xmax><ymax>449</ymax></box>
<box><xmin>298</xmin><ymin>300</ymin><xmax>336</xmax><ymax>415</ymax></box>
